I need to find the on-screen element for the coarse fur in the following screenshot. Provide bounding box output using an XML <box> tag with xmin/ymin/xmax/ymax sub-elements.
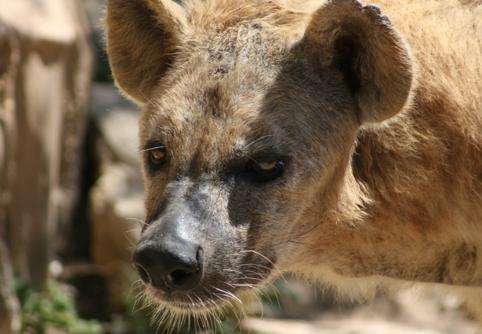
<box><xmin>105</xmin><ymin>0</ymin><xmax>482</xmax><ymax>328</ymax></box>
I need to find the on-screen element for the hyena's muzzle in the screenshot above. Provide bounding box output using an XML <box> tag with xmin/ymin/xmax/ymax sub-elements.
<box><xmin>132</xmin><ymin>178</ymin><xmax>274</xmax><ymax>310</ymax></box>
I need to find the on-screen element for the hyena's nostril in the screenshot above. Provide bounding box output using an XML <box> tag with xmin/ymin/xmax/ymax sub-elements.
<box><xmin>135</xmin><ymin>264</ymin><xmax>151</xmax><ymax>284</ymax></box>
<box><xmin>162</xmin><ymin>246</ymin><xmax>203</xmax><ymax>291</ymax></box>
<box><xmin>133</xmin><ymin>241</ymin><xmax>204</xmax><ymax>292</ymax></box>
<box><xmin>165</xmin><ymin>268</ymin><xmax>199</xmax><ymax>289</ymax></box>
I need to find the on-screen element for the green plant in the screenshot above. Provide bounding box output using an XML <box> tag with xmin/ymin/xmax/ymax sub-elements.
<box><xmin>14</xmin><ymin>279</ymin><xmax>103</xmax><ymax>334</ymax></box>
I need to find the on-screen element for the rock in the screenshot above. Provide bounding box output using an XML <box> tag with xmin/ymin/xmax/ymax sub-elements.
<box><xmin>242</xmin><ymin>316</ymin><xmax>480</xmax><ymax>334</ymax></box>
<box><xmin>243</xmin><ymin>287</ymin><xmax>481</xmax><ymax>334</ymax></box>
<box><xmin>90</xmin><ymin>163</ymin><xmax>144</xmax><ymax>310</ymax></box>
<box><xmin>90</xmin><ymin>84</ymin><xmax>140</xmax><ymax>167</ymax></box>
<box><xmin>89</xmin><ymin>84</ymin><xmax>144</xmax><ymax>311</ymax></box>
<box><xmin>0</xmin><ymin>0</ymin><xmax>93</xmax><ymax>291</ymax></box>
<box><xmin>243</xmin><ymin>317</ymin><xmax>436</xmax><ymax>334</ymax></box>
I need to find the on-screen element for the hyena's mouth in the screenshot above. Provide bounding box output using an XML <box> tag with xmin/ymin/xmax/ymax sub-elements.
<box><xmin>133</xmin><ymin>284</ymin><xmax>247</xmax><ymax>331</ymax></box>
<box><xmin>137</xmin><ymin>260</ymin><xmax>276</xmax><ymax>316</ymax></box>
<box><xmin>144</xmin><ymin>285</ymin><xmax>236</xmax><ymax>313</ymax></box>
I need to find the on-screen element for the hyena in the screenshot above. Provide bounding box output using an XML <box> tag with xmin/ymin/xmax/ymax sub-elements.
<box><xmin>105</xmin><ymin>0</ymin><xmax>482</xmax><ymax>326</ymax></box>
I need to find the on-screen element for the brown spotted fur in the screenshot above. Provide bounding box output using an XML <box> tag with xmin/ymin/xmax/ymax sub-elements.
<box><xmin>106</xmin><ymin>0</ymin><xmax>482</xmax><ymax>322</ymax></box>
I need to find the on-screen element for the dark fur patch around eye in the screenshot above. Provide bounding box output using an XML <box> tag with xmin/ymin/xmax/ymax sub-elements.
<box><xmin>244</xmin><ymin>158</ymin><xmax>287</xmax><ymax>183</ymax></box>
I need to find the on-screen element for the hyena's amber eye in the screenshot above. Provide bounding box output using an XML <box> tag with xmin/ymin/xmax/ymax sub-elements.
<box><xmin>256</xmin><ymin>161</ymin><xmax>278</xmax><ymax>172</ymax></box>
<box><xmin>150</xmin><ymin>148</ymin><xmax>166</xmax><ymax>163</ymax></box>
<box><xmin>145</xmin><ymin>145</ymin><xmax>167</xmax><ymax>170</ymax></box>
<box><xmin>246</xmin><ymin>159</ymin><xmax>285</xmax><ymax>183</ymax></box>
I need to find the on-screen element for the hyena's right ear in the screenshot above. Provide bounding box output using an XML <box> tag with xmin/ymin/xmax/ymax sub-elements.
<box><xmin>106</xmin><ymin>0</ymin><xmax>186</xmax><ymax>104</ymax></box>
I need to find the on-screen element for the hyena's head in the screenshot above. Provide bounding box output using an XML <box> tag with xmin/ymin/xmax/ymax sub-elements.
<box><xmin>106</xmin><ymin>0</ymin><xmax>413</xmax><ymax>317</ymax></box>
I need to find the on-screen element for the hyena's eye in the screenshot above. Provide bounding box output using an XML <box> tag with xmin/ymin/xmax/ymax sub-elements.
<box><xmin>145</xmin><ymin>143</ymin><xmax>167</xmax><ymax>171</ymax></box>
<box><xmin>150</xmin><ymin>148</ymin><xmax>166</xmax><ymax>164</ymax></box>
<box><xmin>246</xmin><ymin>159</ymin><xmax>285</xmax><ymax>183</ymax></box>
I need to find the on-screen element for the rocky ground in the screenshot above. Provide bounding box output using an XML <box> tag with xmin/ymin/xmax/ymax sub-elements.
<box><xmin>243</xmin><ymin>290</ymin><xmax>481</xmax><ymax>334</ymax></box>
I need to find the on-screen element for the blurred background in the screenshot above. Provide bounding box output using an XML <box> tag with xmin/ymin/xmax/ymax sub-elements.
<box><xmin>0</xmin><ymin>1</ymin><xmax>480</xmax><ymax>333</ymax></box>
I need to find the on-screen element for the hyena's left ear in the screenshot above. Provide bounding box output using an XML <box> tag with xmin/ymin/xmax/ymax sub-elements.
<box><xmin>106</xmin><ymin>0</ymin><xmax>186</xmax><ymax>104</ymax></box>
<box><xmin>305</xmin><ymin>0</ymin><xmax>414</xmax><ymax>125</ymax></box>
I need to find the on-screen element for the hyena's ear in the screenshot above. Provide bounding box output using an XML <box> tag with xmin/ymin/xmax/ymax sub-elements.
<box><xmin>305</xmin><ymin>0</ymin><xmax>414</xmax><ymax>125</ymax></box>
<box><xmin>106</xmin><ymin>0</ymin><xmax>186</xmax><ymax>104</ymax></box>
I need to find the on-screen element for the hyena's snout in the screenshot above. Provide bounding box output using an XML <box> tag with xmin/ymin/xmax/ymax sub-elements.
<box><xmin>133</xmin><ymin>211</ymin><xmax>204</xmax><ymax>293</ymax></box>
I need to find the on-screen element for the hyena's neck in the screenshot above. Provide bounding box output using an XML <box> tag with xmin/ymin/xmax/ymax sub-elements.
<box><xmin>302</xmin><ymin>135</ymin><xmax>482</xmax><ymax>287</ymax></box>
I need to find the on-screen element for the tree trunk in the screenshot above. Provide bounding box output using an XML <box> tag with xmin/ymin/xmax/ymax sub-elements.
<box><xmin>0</xmin><ymin>238</ymin><xmax>20</xmax><ymax>334</ymax></box>
<box><xmin>0</xmin><ymin>0</ymin><xmax>93</xmax><ymax>287</ymax></box>
<box><xmin>0</xmin><ymin>23</ymin><xmax>20</xmax><ymax>334</ymax></box>
<box><xmin>0</xmin><ymin>0</ymin><xmax>93</xmax><ymax>330</ymax></box>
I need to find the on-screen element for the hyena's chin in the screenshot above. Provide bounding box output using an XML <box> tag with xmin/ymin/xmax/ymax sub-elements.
<box><xmin>141</xmin><ymin>272</ymin><xmax>275</xmax><ymax>317</ymax></box>
<box><xmin>141</xmin><ymin>284</ymin><xmax>246</xmax><ymax>319</ymax></box>
<box><xmin>148</xmin><ymin>291</ymin><xmax>220</xmax><ymax>314</ymax></box>
<box><xmin>136</xmin><ymin>286</ymin><xmax>241</xmax><ymax>332</ymax></box>
<box><xmin>144</xmin><ymin>285</ymin><xmax>242</xmax><ymax>315</ymax></box>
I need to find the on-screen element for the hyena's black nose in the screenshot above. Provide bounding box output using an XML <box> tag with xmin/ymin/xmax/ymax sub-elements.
<box><xmin>133</xmin><ymin>239</ymin><xmax>203</xmax><ymax>292</ymax></box>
